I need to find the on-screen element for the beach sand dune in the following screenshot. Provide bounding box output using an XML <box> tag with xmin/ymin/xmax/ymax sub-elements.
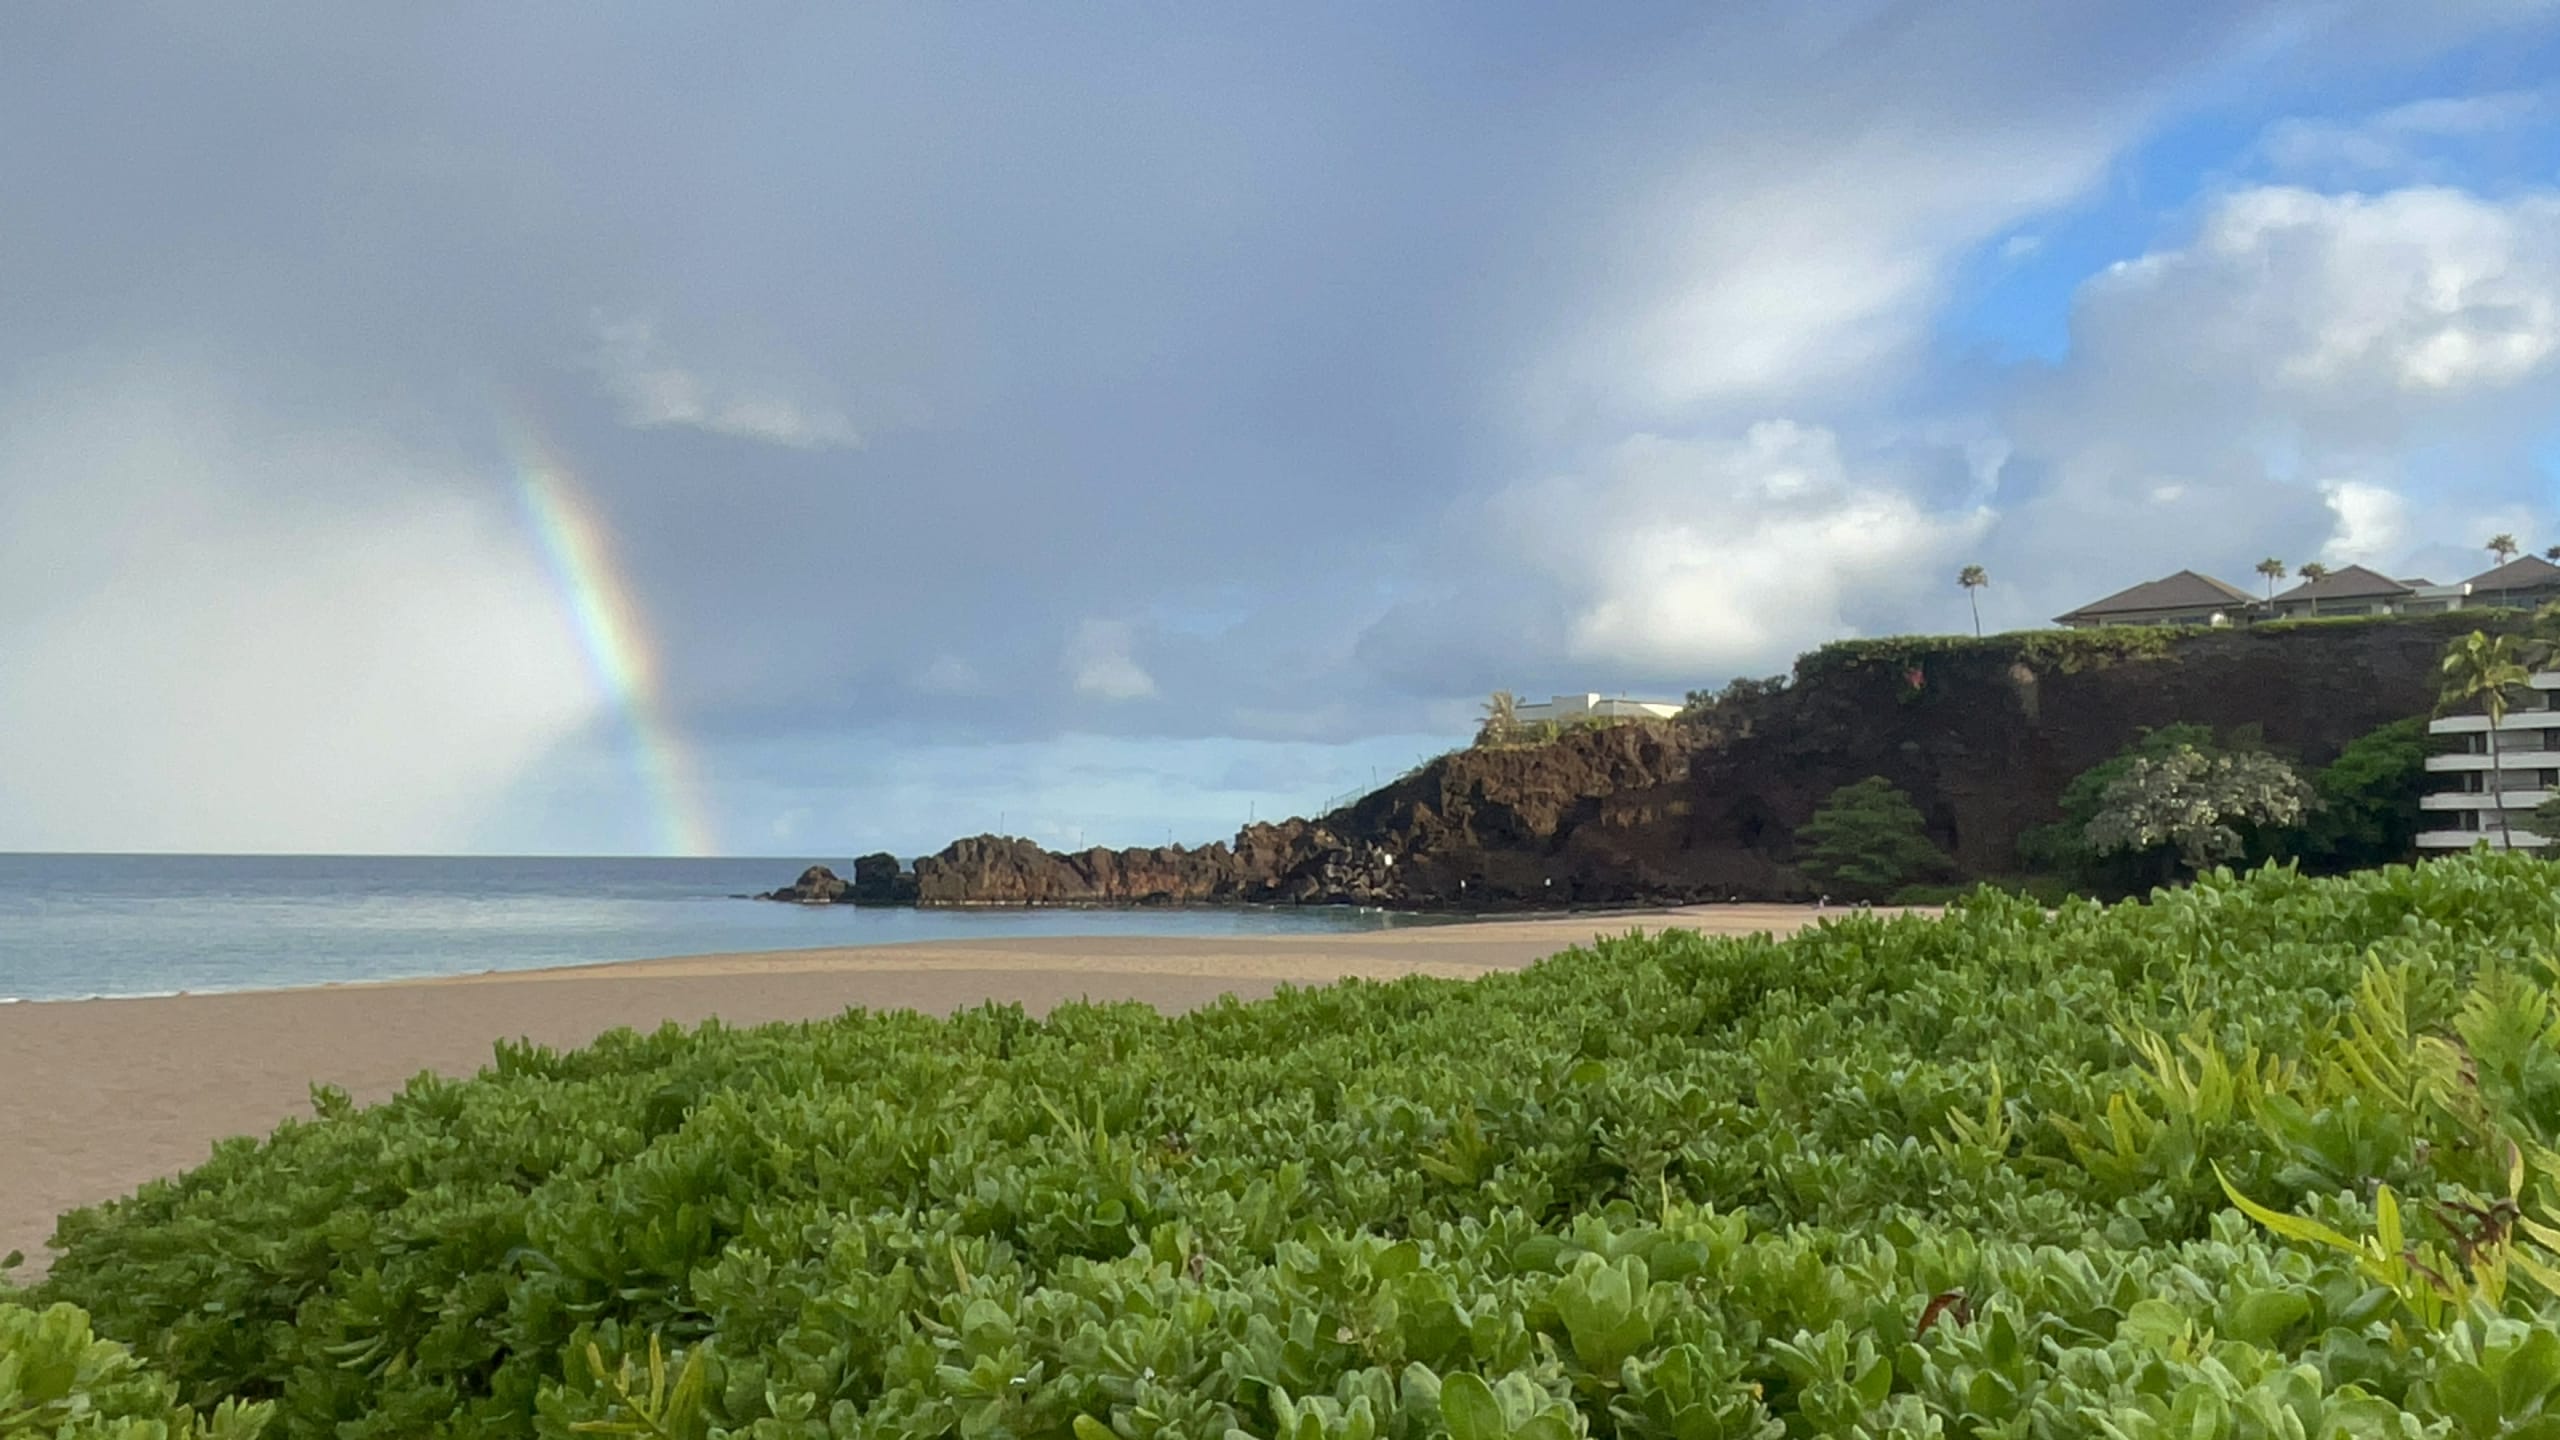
<box><xmin>0</xmin><ymin>905</ymin><xmax>1854</xmax><ymax>1272</ymax></box>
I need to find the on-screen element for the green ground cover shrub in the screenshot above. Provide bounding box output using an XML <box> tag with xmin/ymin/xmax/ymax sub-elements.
<box><xmin>0</xmin><ymin>1301</ymin><xmax>270</xmax><ymax>1439</ymax></box>
<box><xmin>40</xmin><ymin>854</ymin><xmax>2560</xmax><ymax>1438</ymax></box>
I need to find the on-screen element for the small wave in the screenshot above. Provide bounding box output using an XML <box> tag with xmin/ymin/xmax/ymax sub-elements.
<box><xmin>25</xmin><ymin>988</ymin><xmax>190</xmax><ymax>1004</ymax></box>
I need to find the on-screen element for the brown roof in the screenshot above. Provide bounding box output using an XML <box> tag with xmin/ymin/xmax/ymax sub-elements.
<box><xmin>2465</xmin><ymin>554</ymin><xmax>2560</xmax><ymax>593</ymax></box>
<box><xmin>2271</xmin><ymin>564</ymin><xmax>2412</xmax><ymax>604</ymax></box>
<box><xmin>2053</xmin><ymin>570</ymin><xmax>2256</xmax><ymax>624</ymax></box>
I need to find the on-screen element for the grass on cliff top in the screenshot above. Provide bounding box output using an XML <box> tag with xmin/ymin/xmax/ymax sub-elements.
<box><xmin>1798</xmin><ymin>607</ymin><xmax>2515</xmax><ymax>683</ymax></box>
<box><xmin>26</xmin><ymin>854</ymin><xmax>2560</xmax><ymax>1439</ymax></box>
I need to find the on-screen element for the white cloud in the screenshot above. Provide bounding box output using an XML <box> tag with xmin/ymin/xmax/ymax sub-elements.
<box><xmin>1490</xmin><ymin>422</ymin><xmax>1989</xmax><ymax>674</ymax></box>
<box><xmin>2320</xmin><ymin>478</ymin><xmax>2412</xmax><ymax>563</ymax></box>
<box><xmin>2258</xmin><ymin>90</ymin><xmax>2548</xmax><ymax>178</ymax></box>
<box><xmin>1985</xmin><ymin>181</ymin><xmax>2560</xmax><ymax>606</ymax></box>
<box><xmin>2243</xmin><ymin>188</ymin><xmax>2556</xmax><ymax>393</ymax></box>
<box><xmin>2043</xmin><ymin>183</ymin><xmax>2560</xmax><ymax>451</ymax></box>
<box><xmin>0</xmin><ymin>376</ymin><xmax>602</xmax><ymax>851</ymax></box>
<box><xmin>589</xmin><ymin>313</ymin><xmax>861</xmax><ymax>450</ymax></box>
<box><xmin>1064</xmin><ymin>620</ymin><xmax>1157</xmax><ymax>701</ymax></box>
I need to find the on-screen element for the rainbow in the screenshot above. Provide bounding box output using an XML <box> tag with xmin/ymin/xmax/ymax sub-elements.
<box><xmin>509</xmin><ymin>430</ymin><xmax>718</xmax><ymax>857</ymax></box>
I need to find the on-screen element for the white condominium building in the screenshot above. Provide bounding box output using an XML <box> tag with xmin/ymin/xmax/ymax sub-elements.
<box><xmin>2420</xmin><ymin>671</ymin><xmax>2560</xmax><ymax>851</ymax></box>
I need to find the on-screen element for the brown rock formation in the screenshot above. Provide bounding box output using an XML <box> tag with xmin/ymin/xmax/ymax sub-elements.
<box><xmin>911</xmin><ymin>837</ymin><xmax>1244</xmax><ymax>906</ymax></box>
<box><xmin>850</xmin><ymin>852</ymin><xmax>919</xmax><ymax>904</ymax></box>
<box><xmin>758</xmin><ymin>865</ymin><xmax>851</xmax><ymax>904</ymax></box>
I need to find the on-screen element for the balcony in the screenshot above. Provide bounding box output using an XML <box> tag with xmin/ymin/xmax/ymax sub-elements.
<box><xmin>2419</xmin><ymin>828</ymin><xmax>2553</xmax><ymax>850</ymax></box>
<box><xmin>2430</xmin><ymin>712</ymin><xmax>2560</xmax><ymax>736</ymax></box>
<box><xmin>2422</xmin><ymin>790</ymin><xmax>2554</xmax><ymax>810</ymax></box>
<box><xmin>2425</xmin><ymin>751</ymin><xmax>2560</xmax><ymax>772</ymax></box>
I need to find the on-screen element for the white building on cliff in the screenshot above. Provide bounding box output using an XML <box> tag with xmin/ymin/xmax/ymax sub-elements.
<box><xmin>1511</xmin><ymin>692</ymin><xmax>1682</xmax><ymax>725</ymax></box>
<box><xmin>2421</xmin><ymin>670</ymin><xmax>2560</xmax><ymax>851</ymax></box>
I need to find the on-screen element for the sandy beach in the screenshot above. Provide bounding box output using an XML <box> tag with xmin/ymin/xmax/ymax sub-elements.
<box><xmin>0</xmin><ymin>904</ymin><xmax>1850</xmax><ymax>1272</ymax></box>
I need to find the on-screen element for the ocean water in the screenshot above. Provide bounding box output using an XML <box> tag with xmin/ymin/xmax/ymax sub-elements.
<box><xmin>0</xmin><ymin>854</ymin><xmax>1443</xmax><ymax>1003</ymax></box>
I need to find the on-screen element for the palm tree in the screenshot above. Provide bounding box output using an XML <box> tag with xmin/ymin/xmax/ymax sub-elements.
<box><xmin>1957</xmin><ymin>565</ymin><xmax>1988</xmax><ymax>637</ymax></box>
<box><xmin>2442</xmin><ymin>631</ymin><xmax>2532</xmax><ymax>850</ymax></box>
<box><xmin>2297</xmin><ymin>561</ymin><xmax>2329</xmax><ymax>617</ymax></box>
<box><xmin>2255</xmin><ymin>557</ymin><xmax>2287</xmax><ymax>602</ymax></box>
<box><xmin>2544</xmin><ymin>545</ymin><xmax>2560</xmax><ymax>562</ymax></box>
<box><xmin>2487</xmin><ymin>534</ymin><xmax>2523</xmax><ymax>607</ymax></box>
<box><xmin>1478</xmin><ymin>690</ymin><xmax>1519</xmax><ymax>746</ymax></box>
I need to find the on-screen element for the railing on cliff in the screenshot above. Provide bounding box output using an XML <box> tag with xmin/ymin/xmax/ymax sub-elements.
<box><xmin>1314</xmin><ymin>752</ymin><xmax>1449</xmax><ymax>820</ymax></box>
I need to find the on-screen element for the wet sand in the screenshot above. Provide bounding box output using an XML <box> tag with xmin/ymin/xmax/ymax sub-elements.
<box><xmin>0</xmin><ymin>904</ymin><xmax>1856</xmax><ymax>1271</ymax></box>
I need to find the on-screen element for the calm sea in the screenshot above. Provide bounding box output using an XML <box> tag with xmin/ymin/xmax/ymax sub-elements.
<box><xmin>0</xmin><ymin>854</ymin><xmax>1441</xmax><ymax>1003</ymax></box>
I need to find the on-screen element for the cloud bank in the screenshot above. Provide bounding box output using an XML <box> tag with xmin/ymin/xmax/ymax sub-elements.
<box><xmin>2</xmin><ymin>3</ymin><xmax>2556</xmax><ymax>852</ymax></box>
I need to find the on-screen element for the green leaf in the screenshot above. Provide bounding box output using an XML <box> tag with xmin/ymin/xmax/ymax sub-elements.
<box><xmin>2505</xmin><ymin>1330</ymin><xmax>2560</xmax><ymax>1414</ymax></box>
<box><xmin>2216</xmin><ymin>1166</ymin><xmax>2364</xmax><ymax>1255</ymax></box>
<box><xmin>2437</xmin><ymin>1361</ymin><xmax>2503</xmax><ymax>1438</ymax></box>
<box><xmin>2225</xmin><ymin>1289</ymin><xmax>2310</xmax><ymax>1346</ymax></box>
<box><xmin>1441</xmin><ymin>1372</ymin><xmax>1506</xmax><ymax>1440</ymax></box>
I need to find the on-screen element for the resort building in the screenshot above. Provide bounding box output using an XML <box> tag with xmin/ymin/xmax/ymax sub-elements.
<box><xmin>1512</xmin><ymin>693</ymin><xmax>1683</xmax><ymax>725</ymax></box>
<box><xmin>2053</xmin><ymin>571</ymin><xmax>2257</xmax><ymax>628</ymax></box>
<box><xmin>2420</xmin><ymin>670</ymin><xmax>2560</xmax><ymax>852</ymax></box>
<box><xmin>2466</xmin><ymin>555</ymin><xmax>2560</xmax><ymax>612</ymax></box>
<box><xmin>2397</xmin><ymin>579</ymin><xmax>2477</xmax><ymax>615</ymax></box>
<box><xmin>2058</xmin><ymin>555</ymin><xmax>2553</xmax><ymax>630</ymax></box>
<box><xmin>2263</xmin><ymin>565</ymin><xmax>2470</xmax><ymax>619</ymax></box>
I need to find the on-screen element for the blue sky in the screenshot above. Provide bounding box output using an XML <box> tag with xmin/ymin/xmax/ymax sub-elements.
<box><xmin>4</xmin><ymin>2</ymin><xmax>2559</xmax><ymax>856</ymax></box>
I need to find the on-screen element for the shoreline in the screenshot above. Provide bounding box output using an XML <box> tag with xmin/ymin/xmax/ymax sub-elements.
<box><xmin>0</xmin><ymin>899</ymin><xmax>1733</xmax><ymax>1008</ymax></box>
<box><xmin>0</xmin><ymin>903</ymin><xmax>1882</xmax><ymax>1272</ymax></box>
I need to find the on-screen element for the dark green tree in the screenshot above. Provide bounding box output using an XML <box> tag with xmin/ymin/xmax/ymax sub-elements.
<box><xmin>1793</xmin><ymin>777</ymin><xmax>1948</xmax><ymax>899</ymax></box>
<box><xmin>2294</xmin><ymin>717</ymin><xmax>2432</xmax><ymax>872</ymax></box>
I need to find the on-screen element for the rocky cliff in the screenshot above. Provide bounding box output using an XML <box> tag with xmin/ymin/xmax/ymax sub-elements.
<box><xmin>1317</xmin><ymin>616</ymin><xmax>2482</xmax><ymax>906</ymax></box>
<box><xmin>773</xmin><ymin>615</ymin><xmax>2488</xmax><ymax>909</ymax></box>
<box><xmin>902</xmin><ymin>821</ymin><xmax>1406</xmax><ymax>906</ymax></box>
<box><xmin>759</xmin><ymin>854</ymin><xmax>918</xmax><ymax>904</ymax></box>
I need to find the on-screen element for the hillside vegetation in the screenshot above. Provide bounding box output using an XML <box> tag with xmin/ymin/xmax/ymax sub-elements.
<box><xmin>22</xmin><ymin>854</ymin><xmax>2560</xmax><ymax>1437</ymax></box>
